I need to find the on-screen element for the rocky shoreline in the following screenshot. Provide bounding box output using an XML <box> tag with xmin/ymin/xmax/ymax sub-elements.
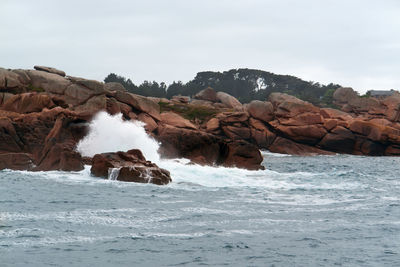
<box><xmin>1</xmin><ymin>66</ymin><xmax>400</xmax><ymax>184</ymax></box>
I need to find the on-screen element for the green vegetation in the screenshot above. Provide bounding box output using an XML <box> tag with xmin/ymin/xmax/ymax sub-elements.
<box><xmin>27</xmin><ymin>84</ymin><xmax>44</xmax><ymax>92</ymax></box>
<box><xmin>105</xmin><ymin>68</ymin><xmax>342</xmax><ymax>106</ymax></box>
<box><xmin>159</xmin><ymin>102</ymin><xmax>217</xmax><ymax>123</ymax></box>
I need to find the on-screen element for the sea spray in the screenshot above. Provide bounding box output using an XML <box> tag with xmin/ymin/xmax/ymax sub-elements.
<box><xmin>76</xmin><ymin>112</ymin><xmax>160</xmax><ymax>163</ymax></box>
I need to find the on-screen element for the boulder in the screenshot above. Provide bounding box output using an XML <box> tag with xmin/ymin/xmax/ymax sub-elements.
<box><xmin>74</xmin><ymin>95</ymin><xmax>107</xmax><ymax>115</ymax></box>
<box><xmin>0</xmin><ymin>68</ymin><xmax>26</xmax><ymax>92</ymax></box>
<box><xmin>0</xmin><ymin>153</ymin><xmax>34</xmax><ymax>170</ymax></box>
<box><xmin>222</xmin><ymin>125</ymin><xmax>251</xmax><ymax>140</ymax></box>
<box><xmin>222</xmin><ymin>141</ymin><xmax>264</xmax><ymax>170</ymax></box>
<box><xmin>194</xmin><ymin>87</ymin><xmax>218</xmax><ymax>102</ymax></box>
<box><xmin>160</xmin><ymin>112</ymin><xmax>196</xmax><ymax>129</ymax></box>
<box><xmin>104</xmin><ymin>82</ymin><xmax>126</xmax><ymax>92</ymax></box>
<box><xmin>114</xmin><ymin>91</ymin><xmax>161</xmax><ymax>121</ymax></box>
<box><xmin>278</xmin><ymin>112</ymin><xmax>323</xmax><ymax>126</ymax></box>
<box><xmin>318</xmin><ymin>126</ymin><xmax>356</xmax><ymax>154</ymax></box>
<box><xmin>333</xmin><ymin>87</ymin><xmax>358</xmax><ymax>104</ymax></box>
<box><xmin>275</xmin><ymin>124</ymin><xmax>327</xmax><ymax>145</ymax></box>
<box><xmin>26</xmin><ymin>70</ymin><xmax>71</xmax><ymax>95</ymax></box>
<box><xmin>2</xmin><ymin>93</ymin><xmax>55</xmax><ymax>113</ymax></box>
<box><xmin>34</xmin><ymin>66</ymin><xmax>66</xmax><ymax>77</ymax></box>
<box><xmin>268</xmin><ymin>137</ymin><xmax>334</xmax><ymax>155</ymax></box>
<box><xmin>156</xmin><ymin>125</ymin><xmax>222</xmax><ymax>165</ymax></box>
<box><xmin>206</xmin><ymin>118</ymin><xmax>220</xmax><ymax>132</ymax></box>
<box><xmin>67</xmin><ymin>76</ymin><xmax>104</xmax><ymax>93</ymax></box>
<box><xmin>171</xmin><ymin>95</ymin><xmax>190</xmax><ymax>104</ymax></box>
<box><xmin>320</xmin><ymin>108</ymin><xmax>353</xmax><ymax>121</ymax></box>
<box><xmin>0</xmin><ymin>92</ymin><xmax>14</xmax><ymax>105</ymax></box>
<box><xmin>137</xmin><ymin>113</ymin><xmax>158</xmax><ymax>132</ymax></box>
<box><xmin>216</xmin><ymin>92</ymin><xmax>242</xmax><ymax>110</ymax></box>
<box><xmin>269</xmin><ymin>92</ymin><xmax>302</xmax><ymax>107</ymax></box>
<box><xmin>91</xmin><ymin>149</ymin><xmax>171</xmax><ymax>185</ymax></box>
<box><xmin>217</xmin><ymin>112</ymin><xmax>248</xmax><ymax>124</ymax></box>
<box><xmin>246</xmin><ymin>100</ymin><xmax>274</xmax><ymax>122</ymax></box>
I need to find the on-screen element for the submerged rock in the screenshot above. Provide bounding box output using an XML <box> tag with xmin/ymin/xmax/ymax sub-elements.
<box><xmin>91</xmin><ymin>149</ymin><xmax>171</xmax><ymax>185</ymax></box>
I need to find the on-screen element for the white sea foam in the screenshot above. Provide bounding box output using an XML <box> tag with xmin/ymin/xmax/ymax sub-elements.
<box><xmin>76</xmin><ymin>112</ymin><xmax>160</xmax><ymax>162</ymax></box>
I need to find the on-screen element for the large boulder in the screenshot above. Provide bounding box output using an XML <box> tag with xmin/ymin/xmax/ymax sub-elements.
<box><xmin>26</xmin><ymin>70</ymin><xmax>72</xmax><ymax>95</ymax></box>
<box><xmin>194</xmin><ymin>87</ymin><xmax>218</xmax><ymax>102</ymax></box>
<box><xmin>275</xmin><ymin>124</ymin><xmax>327</xmax><ymax>145</ymax></box>
<box><xmin>0</xmin><ymin>153</ymin><xmax>34</xmax><ymax>171</ymax></box>
<box><xmin>91</xmin><ymin>149</ymin><xmax>171</xmax><ymax>185</ymax></box>
<box><xmin>216</xmin><ymin>92</ymin><xmax>242</xmax><ymax>110</ymax></box>
<box><xmin>268</xmin><ymin>137</ymin><xmax>334</xmax><ymax>156</ymax></box>
<box><xmin>222</xmin><ymin>141</ymin><xmax>264</xmax><ymax>170</ymax></box>
<box><xmin>104</xmin><ymin>82</ymin><xmax>126</xmax><ymax>92</ymax></box>
<box><xmin>318</xmin><ymin>126</ymin><xmax>356</xmax><ymax>154</ymax></box>
<box><xmin>246</xmin><ymin>100</ymin><xmax>274</xmax><ymax>122</ymax></box>
<box><xmin>34</xmin><ymin>66</ymin><xmax>66</xmax><ymax>77</ymax></box>
<box><xmin>114</xmin><ymin>91</ymin><xmax>161</xmax><ymax>121</ymax></box>
<box><xmin>1</xmin><ymin>93</ymin><xmax>55</xmax><ymax>113</ymax></box>
<box><xmin>160</xmin><ymin>112</ymin><xmax>196</xmax><ymax>129</ymax></box>
<box><xmin>0</xmin><ymin>68</ymin><xmax>27</xmax><ymax>93</ymax></box>
<box><xmin>333</xmin><ymin>87</ymin><xmax>358</xmax><ymax>104</ymax></box>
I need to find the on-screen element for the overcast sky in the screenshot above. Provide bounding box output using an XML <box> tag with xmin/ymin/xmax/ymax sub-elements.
<box><xmin>1</xmin><ymin>0</ymin><xmax>399</xmax><ymax>93</ymax></box>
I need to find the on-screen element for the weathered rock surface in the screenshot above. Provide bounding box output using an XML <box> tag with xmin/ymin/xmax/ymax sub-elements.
<box><xmin>91</xmin><ymin>149</ymin><xmax>171</xmax><ymax>185</ymax></box>
<box><xmin>34</xmin><ymin>65</ymin><xmax>66</xmax><ymax>77</ymax></box>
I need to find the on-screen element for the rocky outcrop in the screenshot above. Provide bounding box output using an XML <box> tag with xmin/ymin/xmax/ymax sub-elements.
<box><xmin>34</xmin><ymin>66</ymin><xmax>66</xmax><ymax>77</ymax></box>
<box><xmin>91</xmin><ymin>149</ymin><xmax>171</xmax><ymax>185</ymax></box>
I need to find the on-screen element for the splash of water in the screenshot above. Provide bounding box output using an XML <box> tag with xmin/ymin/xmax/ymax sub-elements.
<box><xmin>76</xmin><ymin>112</ymin><xmax>160</xmax><ymax>163</ymax></box>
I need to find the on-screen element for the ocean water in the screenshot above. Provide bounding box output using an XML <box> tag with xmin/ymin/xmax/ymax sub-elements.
<box><xmin>1</xmin><ymin>154</ymin><xmax>400</xmax><ymax>266</ymax></box>
<box><xmin>1</xmin><ymin>113</ymin><xmax>400</xmax><ymax>266</ymax></box>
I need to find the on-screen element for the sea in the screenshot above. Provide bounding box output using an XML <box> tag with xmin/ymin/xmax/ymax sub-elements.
<box><xmin>1</xmin><ymin>112</ymin><xmax>400</xmax><ymax>266</ymax></box>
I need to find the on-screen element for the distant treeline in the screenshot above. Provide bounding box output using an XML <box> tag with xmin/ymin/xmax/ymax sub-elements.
<box><xmin>104</xmin><ymin>68</ymin><xmax>341</xmax><ymax>106</ymax></box>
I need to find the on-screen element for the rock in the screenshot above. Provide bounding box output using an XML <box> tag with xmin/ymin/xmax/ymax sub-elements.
<box><xmin>333</xmin><ymin>87</ymin><xmax>358</xmax><ymax>104</ymax></box>
<box><xmin>320</xmin><ymin>108</ymin><xmax>353</xmax><ymax>121</ymax></box>
<box><xmin>26</xmin><ymin>70</ymin><xmax>71</xmax><ymax>95</ymax></box>
<box><xmin>268</xmin><ymin>137</ymin><xmax>334</xmax><ymax>156</ymax></box>
<box><xmin>206</xmin><ymin>118</ymin><xmax>220</xmax><ymax>132</ymax></box>
<box><xmin>318</xmin><ymin>126</ymin><xmax>356</xmax><ymax>154</ymax></box>
<box><xmin>2</xmin><ymin>93</ymin><xmax>55</xmax><ymax>113</ymax></box>
<box><xmin>156</xmin><ymin>125</ymin><xmax>222</xmax><ymax>165</ymax></box>
<box><xmin>160</xmin><ymin>112</ymin><xmax>197</xmax><ymax>129</ymax></box>
<box><xmin>250</xmin><ymin>127</ymin><xmax>276</xmax><ymax>149</ymax></box>
<box><xmin>67</xmin><ymin>76</ymin><xmax>104</xmax><ymax>93</ymax></box>
<box><xmin>191</xmin><ymin>99</ymin><xmax>215</xmax><ymax>108</ymax></box>
<box><xmin>381</xmin><ymin>94</ymin><xmax>400</xmax><ymax>121</ymax></box>
<box><xmin>104</xmin><ymin>82</ymin><xmax>126</xmax><ymax>92</ymax></box>
<box><xmin>0</xmin><ymin>92</ymin><xmax>14</xmax><ymax>106</ymax></box>
<box><xmin>268</xmin><ymin>92</ymin><xmax>302</xmax><ymax>107</ymax></box>
<box><xmin>274</xmin><ymin>97</ymin><xmax>319</xmax><ymax>118</ymax></box>
<box><xmin>34</xmin><ymin>66</ymin><xmax>66</xmax><ymax>77</ymax></box>
<box><xmin>247</xmin><ymin>100</ymin><xmax>274</xmax><ymax>122</ymax></box>
<box><xmin>171</xmin><ymin>95</ymin><xmax>190</xmax><ymax>103</ymax></box>
<box><xmin>222</xmin><ymin>125</ymin><xmax>251</xmax><ymax>140</ymax></box>
<box><xmin>278</xmin><ymin>112</ymin><xmax>323</xmax><ymax>126</ymax></box>
<box><xmin>0</xmin><ymin>153</ymin><xmax>34</xmax><ymax>170</ymax></box>
<box><xmin>194</xmin><ymin>87</ymin><xmax>218</xmax><ymax>102</ymax></box>
<box><xmin>275</xmin><ymin>124</ymin><xmax>327</xmax><ymax>145</ymax></box>
<box><xmin>35</xmin><ymin>143</ymin><xmax>84</xmax><ymax>171</ymax></box>
<box><xmin>0</xmin><ymin>117</ymin><xmax>24</xmax><ymax>152</ymax></box>
<box><xmin>222</xmin><ymin>141</ymin><xmax>264</xmax><ymax>170</ymax></box>
<box><xmin>137</xmin><ymin>113</ymin><xmax>158</xmax><ymax>132</ymax></box>
<box><xmin>217</xmin><ymin>112</ymin><xmax>248</xmax><ymax>124</ymax></box>
<box><xmin>74</xmin><ymin>95</ymin><xmax>107</xmax><ymax>115</ymax></box>
<box><xmin>0</xmin><ymin>68</ymin><xmax>26</xmax><ymax>92</ymax></box>
<box><xmin>216</xmin><ymin>92</ymin><xmax>242</xmax><ymax>110</ymax></box>
<box><xmin>114</xmin><ymin>91</ymin><xmax>161</xmax><ymax>121</ymax></box>
<box><xmin>91</xmin><ymin>149</ymin><xmax>171</xmax><ymax>185</ymax></box>
<box><xmin>156</xmin><ymin>125</ymin><xmax>264</xmax><ymax>170</ymax></box>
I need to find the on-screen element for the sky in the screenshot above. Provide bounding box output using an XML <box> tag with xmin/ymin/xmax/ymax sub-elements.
<box><xmin>1</xmin><ymin>0</ymin><xmax>399</xmax><ymax>94</ymax></box>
